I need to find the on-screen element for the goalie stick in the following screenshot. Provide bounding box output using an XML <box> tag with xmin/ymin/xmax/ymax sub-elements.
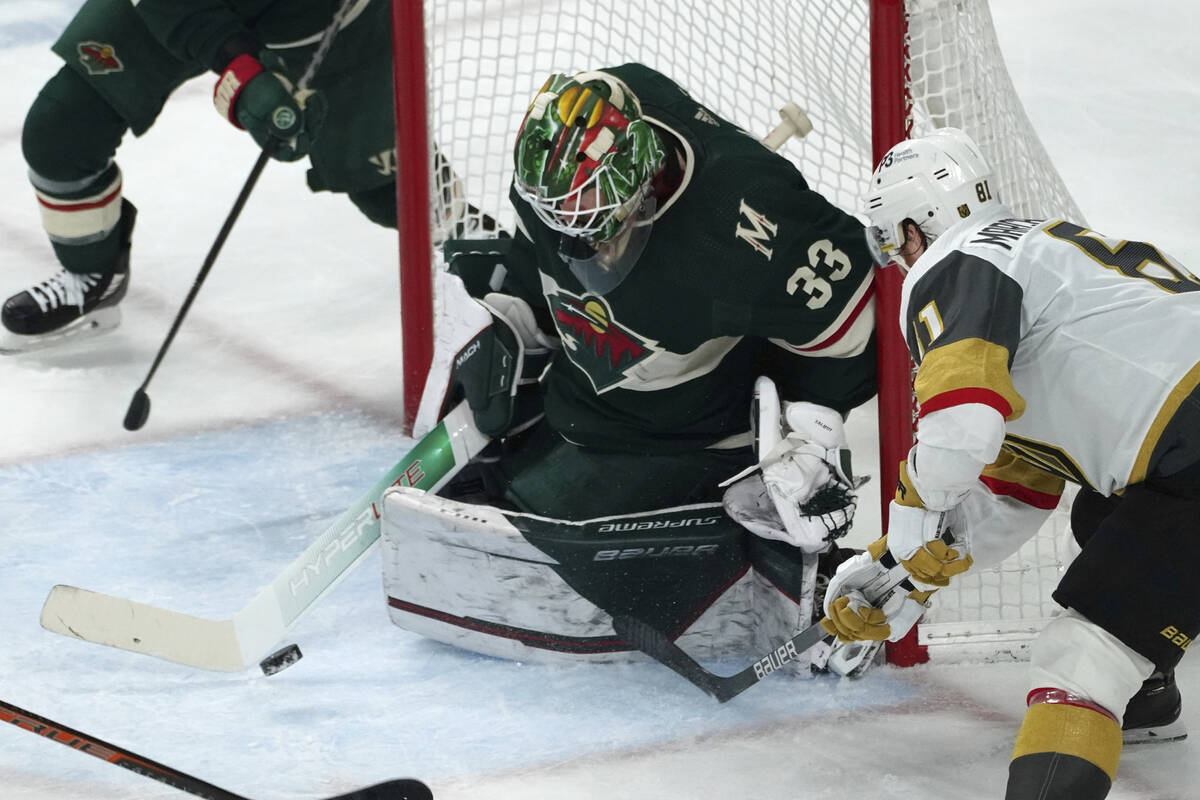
<box><xmin>617</xmin><ymin>536</ymin><xmax>949</xmax><ymax>702</ymax></box>
<box><xmin>0</xmin><ymin>699</ymin><xmax>432</xmax><ymax>800</ymax></box>
<box><xmin>41</xmin><ymin>401</ymin><xmax>489</xmax><ymax>671</ymax></box>
<box><xmin>56</xmin><ymin>101</ymin><xmax>813</xmax><ymax>662</ymax></box>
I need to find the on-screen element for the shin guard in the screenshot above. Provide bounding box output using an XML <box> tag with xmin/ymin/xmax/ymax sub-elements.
<box><xmin>1006</xmin><ymin>688</ymin><xmax>1121</xmax><ymax>800</ymax></box>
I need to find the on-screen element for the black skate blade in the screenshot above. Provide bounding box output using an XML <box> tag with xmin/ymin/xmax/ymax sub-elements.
<box><xmin>1123</xmin><ymin>719</ymin><xmax>1188</xmax><ymax>745</ymax></box>
<box><xmin>0</xmin><ymin>307</ymin><xmax>121</xmax><ymax>355</ymax></box>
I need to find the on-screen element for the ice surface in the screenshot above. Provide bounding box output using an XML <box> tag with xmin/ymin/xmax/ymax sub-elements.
<box><xmin>1</xmin><ymin>2</ymin><xmax>1198</xmax><ymax>798</ymax></box>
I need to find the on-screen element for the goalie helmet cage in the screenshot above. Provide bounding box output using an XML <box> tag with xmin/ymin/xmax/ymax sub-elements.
<box><xmin>390</xmin><ymin>0</ymin><xmax>1083</xmax><ymax>667</ymax></box>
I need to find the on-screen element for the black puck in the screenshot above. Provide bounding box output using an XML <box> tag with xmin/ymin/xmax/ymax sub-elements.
<box><xmin>259</xmin><ymin>643</ymin><xmax>303</xmax><ymax>676</ymax></box>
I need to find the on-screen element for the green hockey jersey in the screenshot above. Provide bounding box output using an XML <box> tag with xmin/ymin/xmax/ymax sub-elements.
<box><xmin>53</xmin><ymin>0</ymin><xmax>393</xmax><ymax>192</ymax></box>
<box><xmin>503</xmin><ymin>63</ymin><xmax>877</xmax><ymax>454</ymax></box>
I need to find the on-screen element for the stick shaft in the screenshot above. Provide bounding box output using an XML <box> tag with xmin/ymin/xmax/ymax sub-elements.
<box><xmin>0</xmin><ymin>699</ymin><xmax>246</xmax><ymax>800</ymax></box>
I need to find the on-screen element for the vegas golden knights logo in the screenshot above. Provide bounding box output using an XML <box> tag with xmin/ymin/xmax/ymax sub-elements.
<box><xmin>734</xmin><ymin>199</ymin><xmax>777</xmax><ymax>260</ymax></box>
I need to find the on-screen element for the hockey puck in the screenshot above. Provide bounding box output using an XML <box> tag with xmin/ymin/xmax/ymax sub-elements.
<box><xmin>259</xmin><ymin>643</ymin><xmax>303</xmax><ymax>676</ymax></box>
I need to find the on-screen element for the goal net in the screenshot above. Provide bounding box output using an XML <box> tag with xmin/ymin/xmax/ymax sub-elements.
<box><xmin>391</xmin><ymin>0</ymin><xmax>1085</xmax><ymax>664</ymax></box>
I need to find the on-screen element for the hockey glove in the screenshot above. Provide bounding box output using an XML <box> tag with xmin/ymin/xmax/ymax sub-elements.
<box><xmin>885</xmin><ymin>502</ymin><xmax>971</xmax><ymax>587</ymax></box>
<box><xmin>213</xmin><ymin>52</ymin><xmax>327</xmax><ymax>162</ymax></box>
<box><xmin>888</xmin><ymin>462</ymin><xmax>972</xmax><ymax>588</ymax></box>
<box><xmin>454</xmin><ymin>293</ymin><xmax>557</xmax><ymax>439</ymax></box>
<box><xmin>722</xmin><ymin>402</ymin><xmax>866</xmax><ymax>553</ymax></box>
<box><xmin>819</xmin><ymin>537</ymin><xmax>935</xmax><ymax>643</ymax></box>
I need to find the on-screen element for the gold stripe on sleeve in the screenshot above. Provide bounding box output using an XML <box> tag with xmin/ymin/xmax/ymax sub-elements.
<box><xmin>1129</xmin><ymin>360</ymin><xmax>1200</xmax><ymax>485</ymax></box>
<box><xmin>915</xmin><ymin>338</ymin><xmax>1026</xmax><ymax>421</ymax></box>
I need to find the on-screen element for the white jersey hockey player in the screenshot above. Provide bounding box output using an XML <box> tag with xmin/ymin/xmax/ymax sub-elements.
<box><xmin>821</xmin><ymin>127</ymin><xmax>1200</xmax><ymax>800</ymax></box>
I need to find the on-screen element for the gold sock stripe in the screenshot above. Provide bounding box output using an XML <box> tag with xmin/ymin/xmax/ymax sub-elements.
<box><xmin>1011</xmin><ymin>703</ymin><xmax>1122</xmax><ymax>781</ymax></box>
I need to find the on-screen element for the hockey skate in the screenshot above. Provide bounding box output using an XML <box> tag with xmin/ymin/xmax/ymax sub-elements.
<box><xmin>1122</xmin><ymin>669</ymin><xmax>1187</xmax><ymax>744</ymax></box>
<box><xmin>1</xmin><ymin>200</ymin><xmax>135</xmax><ymax>354</ymax></box>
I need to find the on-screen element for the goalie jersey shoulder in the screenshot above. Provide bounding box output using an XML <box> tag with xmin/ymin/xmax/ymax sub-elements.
<box><xmin>605</xmin><ymin>66</ymin><xmax>875</xmax><ymax>351</ymax></box>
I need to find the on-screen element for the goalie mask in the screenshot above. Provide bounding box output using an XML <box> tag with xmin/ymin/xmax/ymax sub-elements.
<box><xmin>863</xmin><ymin>127</ymin><xmax>996</xmax><ymax>267</ymax></box>
<box><xmin>513</xmin><ymin>71</ymin><xmax>666</xmax><ymax>294</ymax></box>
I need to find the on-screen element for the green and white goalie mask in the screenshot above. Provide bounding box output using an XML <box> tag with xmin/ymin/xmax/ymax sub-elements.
<box><xmin>513</xmin><ymin>71</ymin><xmax>665</xmax><ymax>294</ymax></box>
<box><xmin>556</xmin><ymin>192</ymin><xmax>656</xmax><ymax>296</ymax></box>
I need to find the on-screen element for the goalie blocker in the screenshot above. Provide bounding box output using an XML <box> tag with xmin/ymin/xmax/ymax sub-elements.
<box><xmin>381</xmin><ymin>487</ymin><xmax>832</xmax><ymax>672</ymax></box>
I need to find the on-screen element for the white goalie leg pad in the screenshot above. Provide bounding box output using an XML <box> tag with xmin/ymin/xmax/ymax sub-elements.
<box><xmin>747</xmin><ymin>552</ymin><xmax>820</xmax><ymax>677</ymax></box>
<box><xmin>380</xmin><ymin>488</ymin><xmax>761</xmax><ymax>664</ymax></box>
<box><xmin>1028</xmin><ymin>608</ymin><xmax>1155</xmax><ymax>724</ymax></box>
<box><xmin>381</xmin><ymin>487</ymin><xmax>599</xmax><ymax>663</ymax></box>
<box><xmin>412</xmin><ymin>270</ymin><xmax>493</xmax><ymax>438</ymax></box>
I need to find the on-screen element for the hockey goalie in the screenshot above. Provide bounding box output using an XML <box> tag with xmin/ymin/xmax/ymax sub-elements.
<box><xmin>377</xmin><ymin>66</ymin><xmax>879</xmax><ymax>677</ymax></box>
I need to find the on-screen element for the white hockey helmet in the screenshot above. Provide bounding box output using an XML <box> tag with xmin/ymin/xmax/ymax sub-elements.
<box><xmin>863</xmin><ymin>127</ymin><xmax>996</xmax><ymax>267</ymax></box>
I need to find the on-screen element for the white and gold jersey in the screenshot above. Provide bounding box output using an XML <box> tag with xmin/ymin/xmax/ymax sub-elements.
<box><xmin>901</xmin><ymin>205</ymin><xmax>1200</xmax><ymax>497</ymax></box>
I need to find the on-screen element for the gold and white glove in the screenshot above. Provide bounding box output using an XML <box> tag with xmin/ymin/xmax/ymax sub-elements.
<box><xmin>888</xmin><ymin>461</ymin><xmax>972</xmax><ymax>588</ymax></box>
<box><xmin>819</xmin><ymin>537</ymin><xmax>936</xmax><ymax>643</ymax></box>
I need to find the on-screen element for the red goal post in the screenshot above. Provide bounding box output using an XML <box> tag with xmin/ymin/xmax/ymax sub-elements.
<box><xmin>391</xmin><ymin>0</ymin><xmax>1084</xmax><ymax>665</ymax></box>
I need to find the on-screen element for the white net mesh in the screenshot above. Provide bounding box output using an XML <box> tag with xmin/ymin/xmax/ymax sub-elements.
<box><xmin>903</xmin><ymin>2</ymin><xmax>1084</xmax><ymax>657</ymax></box>
<box><xmin>414</xmin><ymin>0</ymin><xmax>1085</xmax><ymax>660</ymax></box>
<box><xmin>422</xmin><ymin>0</ymin><xmax>877</xmax><ymax>241</ymax></box>
<box><xmin>905</xmin><ymin>0</ymin><xmax>1085</xmax><ymax>222</ymax></box>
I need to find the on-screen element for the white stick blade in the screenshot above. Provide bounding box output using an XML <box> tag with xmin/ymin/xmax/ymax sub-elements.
<box><xmin>40</xmin><ymin>585</ymin><xmax>246</xmax><ymax>671</ymax></box>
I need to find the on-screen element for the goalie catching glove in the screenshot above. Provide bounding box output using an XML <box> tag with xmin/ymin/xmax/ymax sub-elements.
<box><xmin>723</xmin><ymin>401</ymin><xmax>867</xmax><ymax>553</ymax></box>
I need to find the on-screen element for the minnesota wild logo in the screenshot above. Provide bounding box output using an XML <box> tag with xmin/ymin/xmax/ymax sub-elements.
<box><xmin>547</xmin><ymin>288</ymin><xmax>659</xmax><ymax>393</ymax></box>
<box><xmin>77</xmin><ymin>41</ymin><xmax>123</xmax><ymax>75</ymax></box>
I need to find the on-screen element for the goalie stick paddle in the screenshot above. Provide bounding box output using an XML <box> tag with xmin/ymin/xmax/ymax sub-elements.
<box><xmin>41</xmin><ymin>401</ymin><xmax>489</xmax><ymax>671</ymax></box>
<box><xmin>0</xmin><ymin>699</ymin><xmax>432</xmax><ymax>800</ymax></box>
<box><xmin>616</xmin><ymin>538</ymin><xmax>942</xmax><ymax>702</ymax></box>
<box><xmin>613</xmin><ymin>614</ymin><xmax>833</xmax><ymax>703</ymax></box>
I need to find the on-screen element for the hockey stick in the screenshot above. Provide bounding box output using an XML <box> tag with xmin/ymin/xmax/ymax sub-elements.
<box><xmin>0</xmin><ymin>698</ymin><xmax>431</xmax><ymax>800</ymax></box>
<box><xmin>124</xmin><ymin>0</ymin><xmax>361</xmax><ymax>431</ymax></box>
<box><xmin>616</xmin><ymin>541</ymin><xmax>937</xmax><ymax>702</ymax></box>
<box><xmin>41</xmin><ymin>401</ymin><xmax>489</xmax><ymax>671</ymax></box>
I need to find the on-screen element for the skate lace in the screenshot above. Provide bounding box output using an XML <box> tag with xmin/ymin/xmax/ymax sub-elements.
<box><xmin>28</xmin><ymin>271</ymin><xmax>100</xmax><ymax>313</ymax></box>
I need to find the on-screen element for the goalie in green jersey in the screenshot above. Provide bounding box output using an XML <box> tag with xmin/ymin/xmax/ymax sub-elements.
<box><xmin>381</xmin><ymin>65</ymin><xmax>882</xmax><ymax>677</ymax></box>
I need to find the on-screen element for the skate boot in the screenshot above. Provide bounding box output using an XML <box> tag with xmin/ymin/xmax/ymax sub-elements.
<box><xmin>1122</xmin><ymin>669</ymin><xmax>1187</xmax><ymax>744</ymax></box>
<box><xmin>1</xmin><ymin>200</ymin><xmax>136</xmax><ymax>354</ymax></box>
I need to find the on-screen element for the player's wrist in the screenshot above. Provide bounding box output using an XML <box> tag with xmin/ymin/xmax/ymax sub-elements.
<box><xmin>212</xmin><ymin>32</ymin><xmax>263</xmax><ymax>73</ymax></box>
<box><xmin>213</xmin><ymin>53</ymin><xmax>264</xmax><ymax>127</ymax></box>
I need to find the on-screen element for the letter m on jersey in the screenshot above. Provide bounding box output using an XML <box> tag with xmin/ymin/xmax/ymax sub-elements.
<box><xmin>735</xmin><ymin>199</ymin><xmax>778</xmax><ymax>260</ymax></box>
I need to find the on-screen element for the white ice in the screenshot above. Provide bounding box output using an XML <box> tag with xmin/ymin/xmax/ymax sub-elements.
<box><xmin>1</xmin><ymin>2</ymin><xmax>1198</xmax><ymax>798</ymax></box>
